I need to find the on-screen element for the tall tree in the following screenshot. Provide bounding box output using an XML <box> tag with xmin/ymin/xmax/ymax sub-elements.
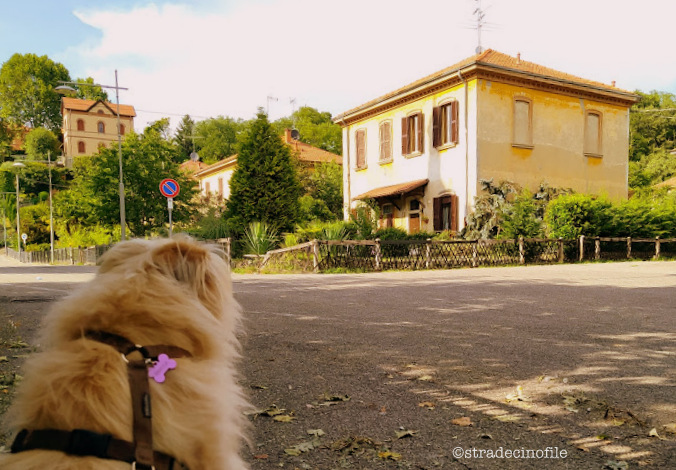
<box><xmin>60</xmin><ymin>124</ymin><xmax>196</xmax><ymax>237</ymax></box>
<box><xmin>194</xmin><ymin>116</ymin><xmax>245</xmax><ymax>164</ymax></box>
<box><xmin>273</xmin><ymin>106</ymin><xmax>342</xmax><ymax>154</ymax></box>
<box><xmin>0</xmin><ymin>53</ymin><xmax>71</xmax><ymax>132</ymax></box>
<box><xmin>74</xmin><ymin>77</ymin><xmax>109</xmax><ymax>101</ymax></box>
<box><xmin>630</xmin><ymin>90</ymin><xmax>676</xmax><ymax>161</ymax></box>
<box><xmin>0</xmin><ymin>118</ymin><xmax>13</xmax><ymax>162</ymax></box>
<box><xmin>173</xmin><ymin>114</ymin><xmax>196</xmax><ymax>163</ymax></box>
<box><xmin>24</xmin><ymin>127</ymin><xmax>60</xmax><ymax>161</ymax></box>
<box><xmin>225</xmin><ymin>110</ymin><xmax>302</xmax><ymax>235</ymax></box>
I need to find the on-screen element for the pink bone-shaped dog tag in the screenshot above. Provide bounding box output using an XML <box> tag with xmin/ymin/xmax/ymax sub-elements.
<box><xmin>148</xmin><ymin>354</ymin><xmax>177</xmax><ymax>384</ymax></box>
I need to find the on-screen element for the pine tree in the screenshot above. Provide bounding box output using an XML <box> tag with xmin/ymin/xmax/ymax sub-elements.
<box><xmin>225</xmin><ymin>110</ymin><xmax>301</xmax><ymax>236</ymax></box>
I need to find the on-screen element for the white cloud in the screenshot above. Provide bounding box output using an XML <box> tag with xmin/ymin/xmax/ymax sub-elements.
<box><xmin>65</xmin><ymin>0</ymin><xmax>676</xmax><ymax>132</ymax></box>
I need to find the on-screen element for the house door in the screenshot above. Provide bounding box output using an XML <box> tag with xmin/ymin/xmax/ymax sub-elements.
<box><xmin>409</xmin><ymin>213</ymin><xmax>420</xmax><ymax>233</ymax></box>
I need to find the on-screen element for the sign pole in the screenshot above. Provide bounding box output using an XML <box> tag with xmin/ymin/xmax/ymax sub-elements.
<box><xmin>168</xmin><ymin>197</ymin><xmax>173</xmax><ymax>237</ymax></box>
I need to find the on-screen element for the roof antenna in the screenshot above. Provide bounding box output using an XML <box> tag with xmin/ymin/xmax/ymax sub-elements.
<box><xmin>473</xmin><ymin>0</ymin><xmax>486</xmax><ymax>54</ymax></box>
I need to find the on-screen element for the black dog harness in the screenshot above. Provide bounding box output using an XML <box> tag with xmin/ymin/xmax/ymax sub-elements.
<box><xmin>11</xmin><ymin>331</ymin><xmax>192</xmax><ymax>470</ymax></box>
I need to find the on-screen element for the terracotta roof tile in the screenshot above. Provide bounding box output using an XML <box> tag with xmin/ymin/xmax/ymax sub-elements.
<box><xmin>62</xmin><ymin>97</ymin><xmax>136</xmax><ymax>117</ymax></box>
<box><xmin>355</xmin><ymin>179</ymin><xmax>429</xmax><ymax>200</ymax></box>
<box><xmin>336</xmin><ymin>49</ymin><xmax>636</xmax><ymax>121</ymax></box>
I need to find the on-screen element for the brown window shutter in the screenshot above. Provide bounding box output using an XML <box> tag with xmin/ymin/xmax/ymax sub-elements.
<box><xmin>356</xmin><ymin>130</ymin><xmax>365</xmax><ymax>168</ymax></box>
<box><xmin>401</xmin><ymin>117</ymin><xmax>408</xmax><ymax>155</ymax></box>
<box><xmin>417</xmin><ymin>112</ymin><xmax>424</xmax><ymax>153</ymax></box>
<box><xmin>432</xmin><ymin>106</ymin><xmax>440</xmax><ymax>147</ymax></box>
<box><xmin>433</xmin><ymin>197</ymin><xmax>441</xmax><ymax>231</ymax></box>
<box><xmin>451</xmin><ymin>101</ymin><xmax>459</xmax><ymax>144</ymax></box>
<box><xmin>451</xmin><ymin>194</ymin><xmax>459</xmax><ymax>232</ymax></box>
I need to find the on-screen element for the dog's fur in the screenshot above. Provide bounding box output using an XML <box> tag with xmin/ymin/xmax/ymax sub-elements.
<box><xmin>0</xmin><ymin>236</ymin><xmax>249</xmax><ymax>469</ymax></box>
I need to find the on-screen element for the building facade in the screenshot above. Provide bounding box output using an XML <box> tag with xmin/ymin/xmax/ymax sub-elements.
<box><xmin>61</xmin><ymin>97</ymin><xmax>136</xmax><ymax>164</ymax></box>
<box><xmin>334</xmin><ymin>49</ymin><xmax>638</xmax><ymax>233</ymax></box>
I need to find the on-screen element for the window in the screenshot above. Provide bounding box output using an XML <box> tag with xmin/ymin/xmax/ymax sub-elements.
<box><xmin>97</xmin><ymin>110</ymin><xmax>104</xmax><ymax>114</ymax></box>
<box><xmin>205</xmin><ymin>182</ymin><xmax>211</xmax><ymax>194</ymax></box>
<box><xmin>379</xmin><ymin>121</ymin><xmax>392</xmax><ymax>162</ymax></box>
<box><xmin>433</xmin><ymin>101</ymin><xmax>459</xmax><ymax>147</ymax></box>
<box><xmin>119</xmin><ymin>124</ymin><xmax>126</xmax><ymax>135</ymax></box>
<box><xmin>433</xmin><ymin>195</ymin><xmax>459</xmax><ymax>232</ymax></box>
<box><xmin>218</xmin><ymin>177</ymin><xmax>224</xmax><ymax>200</ymax></box>
<box><xmin>77</xmin><ymin>119</ymin><xmax>85</xmax><ymax>131</ymax></box>
<box><xmin>584</xmin><ymin>110</ymin><xmax>602</xmax><ymax>156</ymax></box>
<box><xmin>98</xmin><ymin>121</ymin><xmax>105</xmax><ymax>133</ymax></box>
<box><xmin>77</xmin><ymin>141</ymin><xmax>86</xmax><ymax>153</ymax></box>
<box><xmin>512</xmin><ymin>97</ymin><xmax>533</xmax><ymax>148</ymax></box>
<box><xmin>381</xmin><ymin>203</ymin><xmax>394</xmax><ymax>228</ymax></box>
<box><xmin>401</xmin><ymin>112</ymin><xmax>424</xmax><ymax>156</ymax></box>
<box><xmin>355</xmin><ymin>129</ymin><xmax>367</xmax><ymax>169</ymax></box>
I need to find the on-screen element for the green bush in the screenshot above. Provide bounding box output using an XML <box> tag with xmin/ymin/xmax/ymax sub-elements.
<box><xmin>243</xmin><ymin>221</ymin><xmax>278</xmax><ymax>255</ymax></box>
<box><xmin>374</xmin><ymin>227</ymin><xmax>408</xmax><ymax>240</ymax></box>
<box><xmin>499</xmin><ymin>190</ymin><xmax>544</xmax><ymax>239</ymax></box>
<box><xmin>545</xmin><ymin>194</ymin><xmax>613</xmax><ymax>239</ymax></box>
<box><xmin>611</xmin><ymin>192</ymin><xmax>676</xmax><ymax>238</ymax></box>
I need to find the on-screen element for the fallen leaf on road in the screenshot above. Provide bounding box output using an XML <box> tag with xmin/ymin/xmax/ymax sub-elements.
<box><xmin>253</xmin><ymin>454</ymin><xmax>268</xmax><ymax>459</ymax></box>
<box><xmin>418</xmin><ymin>401</ymin><xmax>436</xmax><ymax>409</ymax></box>
<box><xmin>451</xmin><ymin>417</ymin><xmax>472</xmax><ymax>427</ymax></box>
<box><xmin>648</xmin><ymin>428</ymin><xmax>664</xmax><ymax>439</ymax></box>
<box><xmin>273</xmin><ymin>415</ymin><xmax>296</xmax><ymax>423</ymax></box>
<box><xmin>395</xmin><ymin>429</ymin><xmax>417</xmax><ymax>439</ymax></box>
<box><xmin>378</xmin><ymin>451</ymin><xmax>402</xmax><ymax>461</ymax></box>
<box><xmin>604</xmin><ymin>460</ymin><xmax>628</xmax><ymax>470</ymax></box>
<box><xmin>307</xmin><ymin>429</ymin><xmax>325</xmax><ymax>437</ymax></box>
<box><xmin>663</xmin><ymin>423</ymin><xmax>676</xmax><ymax>434</ymax></box>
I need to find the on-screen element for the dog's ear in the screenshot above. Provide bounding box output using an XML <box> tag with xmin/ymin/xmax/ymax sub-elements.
<box><xmin>151</xmin><ymin>238</ymin><xmax>210</xmax><ymax>287</ymax></box>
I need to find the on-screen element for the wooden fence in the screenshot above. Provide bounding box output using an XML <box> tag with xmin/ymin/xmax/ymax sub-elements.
<box><xmin>5</xmin><ymin>244</ymin><xmax>113</xmax><ymax>265</ymax></box>
<box><xmin>261</xmin><ymin>236</ymin><xmax>676</xmax><ymax>273</ymax></box>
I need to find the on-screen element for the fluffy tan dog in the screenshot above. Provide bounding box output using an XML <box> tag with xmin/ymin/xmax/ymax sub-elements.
<box><xmin>0</xmin><ymin>236</ymin><xmax>249</xmax><ymax>469</ymax></box>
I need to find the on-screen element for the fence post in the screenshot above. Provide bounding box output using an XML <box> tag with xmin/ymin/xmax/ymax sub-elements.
<box><xmin>425</xmin><ymin>239</ymin><xmax>431</xmax><ymax>269</ymax></box>
<box><xmin>595</xmin><ymin>238</ymin><xmax>601</xmax><ymax>260</ymax></box>
<box><xmin>69</xmin><ymin>247</ymin><xmax>74</xmax><ymax>265</ymax></box>
<box><xmin>655</xmin><ymin>236</ymin><xmax>661</xmax><ymax>259</ymax></box>
<box><xmin>558</xmin><ymin>238</ymin><xmax>564</xmax><ymax>263</ymax></box>
<box><xmin>579</xmin><ymin>235</ymin><xmax>585</xmax><ymax>262</ymax></box>
<box><xmin>312</xmin><ymin>239</ymin><xmax>320</xmax><ymax>273</ymax></box>
<box><xmin>375</xmin><ymin>238</ymin><xmax>382</xmax><ymax>271</ymax></box>
<box><xmin>472</xmin><ymin>241</ymin><xmax>478</xmax><ymax>268</ymax></box>
<box><xmin>518</xmin><ymin>237</ymin><xmax>525</xmax><ymax>265</ymax></box>
<box><xmin>627</xmin><ymin>237</ymin><xmax>632</xmax><ymax>259</ymax></box>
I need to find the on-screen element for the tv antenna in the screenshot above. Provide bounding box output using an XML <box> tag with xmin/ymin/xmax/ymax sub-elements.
<box><xmin>473</xmin><ymin>0</ymin><xmax>486</xmax><ymax>54</ymax></box>
<box><xmin>266</xmin><ymin>95</ymin><xmax>278</xmax><ymax>115</ymax></box>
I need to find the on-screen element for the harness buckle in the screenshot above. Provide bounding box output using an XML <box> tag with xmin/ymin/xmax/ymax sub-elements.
<box><xmin>132</xmin><ymin>461</ymin><xmax>156</xmax><ymax>470</ymax></box>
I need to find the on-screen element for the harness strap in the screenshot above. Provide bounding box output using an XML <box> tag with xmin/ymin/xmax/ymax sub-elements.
<box><xmin>10</xmin><ymin>428</ymin><xmax>178</xmax><ymax>469</ymax></box>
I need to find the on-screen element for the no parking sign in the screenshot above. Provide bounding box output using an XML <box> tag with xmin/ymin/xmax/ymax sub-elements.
<box><xmin>159</xmin><ymin>178</ymin><xmax>180</xmax><ymax>236</ymax></box>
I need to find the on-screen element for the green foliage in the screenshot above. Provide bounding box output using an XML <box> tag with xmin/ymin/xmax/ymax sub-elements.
<box><xmin>610</xmin><ymin>192</ymin><xmax>676</xmax><ymax>238</ymax></box>
<box><xmin>191</xmin><ymin>196</ymin><xmax>229</xmax><ymax>240</ymax></box>
<box><xmin>462</xmin><ymin>179</ymin><xmax>520</xmax><ymax>239</ymax></box>
<box><xmin>194</xmin><ymin>116</ymin><xmax>247</xmax><ymax>164</ymax></box>
<box><xmin>0</xmin><ymin>119</ymin><xmax>13</xmax><ymax>162</ymax></box>
<box><xmin>499</xmin><ymin>190</ymin><xmax>544</xmax><ymax>239</ymax></box>
<box><xmin>374</xmin><ymin>227</ymin><xmax>408</xmax><ymax>240</ymax></box>
<box><xmin>305</xmin><ymin>161</ymin><xmax>343</xmax><ymax>219</ymax></box>
<box><xmin>55</xmin><ymin>224</ymin><xmax>115</xmax><ymax>248</ymax></box>
<box><xmin>243</xmin><ymin>221</ymin><xmax>278</xmax><ymax>255</ymax></box>
<box><xmin>544</xmin><ymin>194</ymin><xmax>614</xmax><ymax>239</ymax></box>
<box><xmin>74</xmin><ymin>77</ymin><xmax>109</xmax><ymax>101</ymax></box>
<box><xmin>0</xmin><ymin>53</ymin><xmax>71</xmax><ymax>131</ymax></box>
<box><xmin>291</xmin><ymin>220</ymin><xmax>348</xmax><ymax>243</ymax></box>
<box><xmin>24</xmin><ymin>127</ymin><xmax>60</xmax><ymax>161</ymax></box>
<box><xmin>628</xmin><ymin>149</ymin><xmax>676</xmax><ymax>189</ymax></box>
<box><xmin>225</xmin><ymin>110</ymin><xmax>302</xmax><ymax>236</ymax></box>
<box><xmin>273</xmin><ymin>106</ymin><xmax>342</xmax><ymax>154</ymax></box>
<box><xmin>18</xmin><ymin>202</ymin><xmax>50</xmax><ymax>246</ymax></box>
<box><xmin>173</xmin><ymin>114</ymin><xmax>196</xmax><ymax>163</ymax></box>
<box><xmin>630</xmin><ymin>90</ymin><xmax>676</xmax><ymax>162</ymax></box>
<box><xmin>298</xmin><ymin>194</ymin><xmax>334</xmax><ymax>222</ymax></box>
<box><xmin>345</xmin><ymin>201</ymin><xmax>379</xmax><ymax>240</ymax></box>
<box><xmin>59</xmin><ymin>126</ymin><xmax>196</xmax><ymax>237</ymax></box>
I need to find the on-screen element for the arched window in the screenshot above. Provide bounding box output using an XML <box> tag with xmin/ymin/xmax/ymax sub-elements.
<box><xmin>119</xmin><ymin>124</ymin><xmax>126</xmax><ymax>135</ymax></box>
<box><xmin>78</xmin><ymin>141</ymin><xmax>86</xmax><ymax>153</ymax></box>
<box><xmin>77</xmin><ymin>119</ymin><xmax>85</xmax><ymax>131</ymax></box>
<box><xmin>98</xmin><ymin>121</ymin><xmax>105</xmax><ymax>133</ymax></box>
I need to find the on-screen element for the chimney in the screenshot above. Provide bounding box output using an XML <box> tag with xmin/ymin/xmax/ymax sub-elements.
<box><xmin>611</xmin><ymin>81</ymin><xmax>616</xmax><ymax>87</ymax></box>
<box><xmin>284</xmin><ymin>128</ymin><xmax>293</xmax><ymax>143</ymax></box>
<box><xmin>516</xmin><ymin>53</ymin><xmax>521</xmax><ymax>65</ymax></box>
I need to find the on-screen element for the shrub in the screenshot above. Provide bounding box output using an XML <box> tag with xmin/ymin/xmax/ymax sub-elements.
<box><xmin>499</xmin><ymin>190</ymin><xmax>544</xmax><ymax>239</ymax></box>
<box><xmin>545</xmin><ymin>194</ymin><xmax>613</xmax><ymax>239</ymax></box>
<box><xmin>243</xmin><ymin>221</ymin><xmax>278</xmax><ymax>255</ymax></box>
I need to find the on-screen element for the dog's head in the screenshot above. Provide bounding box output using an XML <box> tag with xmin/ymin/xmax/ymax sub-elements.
<box><xmin>43</xmin><ymin>235</ymin><xmax>240</xmax><ymax>358</ymax></box>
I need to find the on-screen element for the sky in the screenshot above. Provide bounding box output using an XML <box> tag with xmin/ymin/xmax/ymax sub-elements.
<box><xmin>1</xmin><ymin>0</ymin><xmax>675</xmax><ymax>133</ymax></box>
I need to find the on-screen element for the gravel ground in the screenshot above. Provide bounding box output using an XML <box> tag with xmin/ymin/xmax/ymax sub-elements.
<box><xmin>1</xmin><ymin>258</ymin><xmax>675</xmax><ymax>469</ymax></box>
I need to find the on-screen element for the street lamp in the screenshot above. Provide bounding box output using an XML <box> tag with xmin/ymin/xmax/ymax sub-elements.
<box><xmin>55</xmin><ymin>70</ymin><xmax>129</xmax><ymax>241</ymax></box>
<box><xmin>12</xmin><ymin>161</ymin><xmax>25</xmax><ymax>253</ymax></box>
<box><xmin>30</xmin><ymin>152</ymin><xmax>58</xmax><ymax>263</ymax></box>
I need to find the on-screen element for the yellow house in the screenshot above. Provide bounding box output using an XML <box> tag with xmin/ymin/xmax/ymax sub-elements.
<box><xmin>186</xmin><ymin>130</ymin><xmax>342</xmax><ymax>200</ymax></box>
<box><xmin>61</xmin><ymin>97</ymin><xmax>136</xmax><ymax>164</ymax></box>
<box><xmin>333</xmin><ymin>49</ymin><xmax>639</xmax><ymax>233</ymax></box>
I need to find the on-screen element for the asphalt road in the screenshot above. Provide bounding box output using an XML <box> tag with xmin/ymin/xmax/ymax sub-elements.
<box><xmin>1</xmin><ymin>257</ymin><xmax>675</xmax><ymax>468</ymax></box>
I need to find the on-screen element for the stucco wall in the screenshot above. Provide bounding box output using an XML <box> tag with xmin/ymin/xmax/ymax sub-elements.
<box><xmin>63</xmin><ymin>102</ymin><xmax>134</xmax><ymax>157</ymax></box>
<box><xmin>475</xmin><ymin>79</ymin><xmax>629</xmax><ymax>200</ymax></box>
<box><xmin>200</xmin><ymin>166</ymin><xmax>235</xmax><ymax>200</ymax></box>
<box><xmin>344</xmin><ymin>81</ymin><xmax>478</xmax><ymax>232</ymax></box>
